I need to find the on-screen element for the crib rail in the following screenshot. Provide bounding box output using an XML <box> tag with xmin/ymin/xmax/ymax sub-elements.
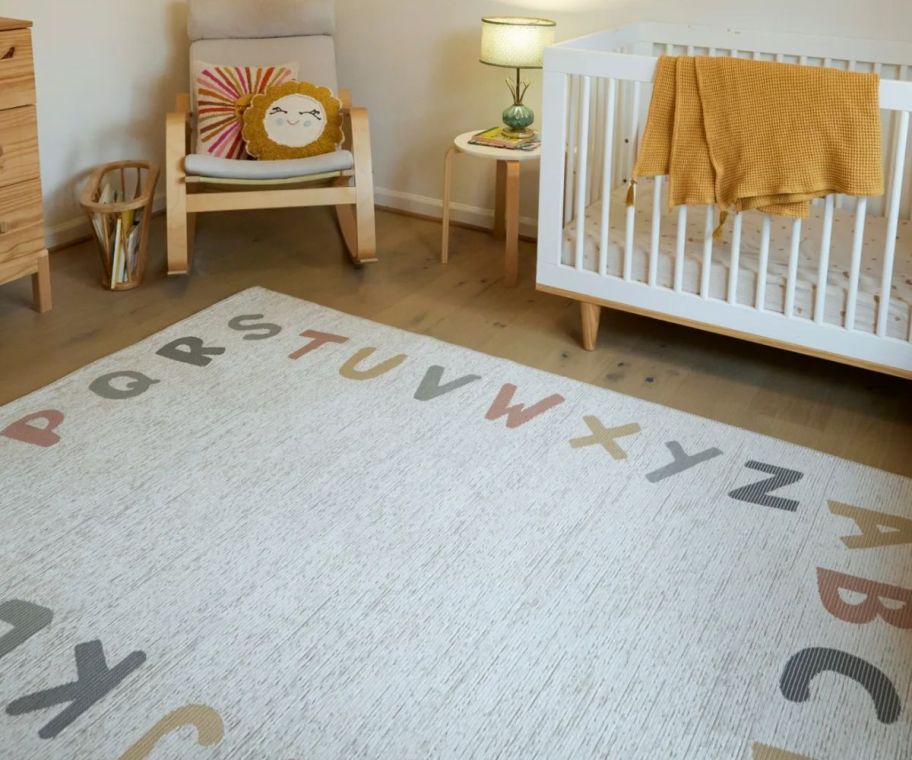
<box><xmin>537</xmin><ymin>24</ymin><xmax>912</xmax><ymax>377</ymax></box>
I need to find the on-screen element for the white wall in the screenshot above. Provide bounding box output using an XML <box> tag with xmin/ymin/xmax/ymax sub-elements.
<box><xmin>1</xmin><ymin>0</ymin><xmax>910</xmax><ymax>246</ymax></box>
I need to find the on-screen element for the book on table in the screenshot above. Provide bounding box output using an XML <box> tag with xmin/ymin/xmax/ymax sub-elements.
<box><xmin>469</xmin><ymin>127</ymin><xmax>541</xmax><ymax>151</ymax></box>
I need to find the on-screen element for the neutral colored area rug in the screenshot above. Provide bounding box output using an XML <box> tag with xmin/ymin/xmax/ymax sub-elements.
<box><xmin>1</xmin><ymin>287</ymin><xmax>910</xmax><ymax>760</ymax></box>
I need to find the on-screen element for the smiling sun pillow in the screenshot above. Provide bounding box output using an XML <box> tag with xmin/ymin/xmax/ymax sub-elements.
<box><xmin>242</xmin><ymin>81</ymin><xmax>344</xmax><ymax>160</ymax></box>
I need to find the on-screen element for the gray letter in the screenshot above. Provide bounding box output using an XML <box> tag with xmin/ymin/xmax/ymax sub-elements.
<box><xmin>0</xmin><ymin>600</ymin><xmax>53</xmax><ymax>660</ymax></box>
<box><xmin>89</xmin><ymin>372</ymin><xmax>159</xmax><ymax>401</ymax></box>
<box><xmin>228</xmin><ymin>315</ymin><xmax>282</xmax><ymax>341</ymax></box>
<box><xmin>729</xmin><ymin>461</ymin><xmax>804</xmax><ymax>512</ymax></box>
<box><xmin>780</xmin><ymin>647</ymin><xmax>901</xmax><ymax>724</ymax></box>
<box><xmin>156</xmin><ymin>338</ymin><xmax>226</xmax><ymax>367</ymax></box>
<box><xmin>646</xmin><ymin>441</ymin><xmax>723</xmax><ymax>483</ymax></box>
<box><xmin>6</xmin><ymin>640</ymin><xmax>146</xmax><ymax>739</ymax></box>
<box><xmin>414</xmin><ymin>366</ymin><xmax>481</xmax><ymax>402</ymax></box>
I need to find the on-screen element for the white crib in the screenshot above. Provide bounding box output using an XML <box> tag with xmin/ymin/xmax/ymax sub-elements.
<box><xmin>536</xmin><ymin>23</ymin><xmax>912</xmax><ymax>379</ymax></box>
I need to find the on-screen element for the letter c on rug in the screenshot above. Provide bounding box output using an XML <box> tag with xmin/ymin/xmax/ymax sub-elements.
<box><xmin>817</xmin><ymin>568</ymin><xmax>912</xmax><ymax>629</ymax></box>
<box><xmin>228</xmin><ymin>315</ymin><xmax>282</xmax><ymax>341</ymax></box>
<box><xmin>157</xmin><ymin>338</ymin><xmax>227</xmax><ymax>368</ymax></box>
<box><xmin>779</xmin><ymin>647</ymin><xmax>901</xmax><ymax>724</ymax></box>
<box><xmin>90</xmin><ymin>372</ymin><xmax>160</xmax><ymax>401</ymax></box>
<box><xmin>118</xmin><ymin>705</ymin><xmax>224</xmax><ymax>760</ymax></box>
<box><xmin>1</xmin><ymin>411</ymin><xmax>64</xmax><ymax>448</ymax></box>
<box><xmin>340</xmin><ymin>348</ymin><xmax>408</xmax><ymax>380</ymax></box>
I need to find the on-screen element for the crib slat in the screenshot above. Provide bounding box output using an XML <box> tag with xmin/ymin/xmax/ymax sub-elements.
<box><xmin>878</xmin><ymin>110</ymin><xmax>910</xmax><ymax>337</ymax></box>
<box><xmin>727</xmin><ymin>213</ymin><xmax>743</xmax><ymax>305</ymax></box>
<box><xmin>845</xmin><ymin>197</ymin><xmax>868</xmax><ymax>330</ymax></box>
<box><xmin>590</xmin><ymin>79</ymin><xmax>602</xmax><ymax>205</ymax></box>
<box><xmin>785</xmin><ymin>219</ymin><xmax>802</xmax><ymax>318</ymax></box>
<box><xmin>574</xmin><ymin>77</ymin><xmax>592</xmax><ymax>271</ymax></box>
<box><xmin>598</xmin><ymin>79</ymin><xmax>617</xmax><ymax>277</ymax></box>
<box><xmin>649</xmin><ymin>176</ymin><xmax>663</xmax><ymax>286</ymax></box>
<box><xmin>564</xmin><ymin>77</ymin><xmax>579</xmax><ymax>226</ymax></box>
<box><xmin>674</xmin><ymin>206</ymin><xmax>687</xmax><ymax>292</ymax></box>
<box><xmin>623</xmin><ymin>80</ymin><xmax>641</xmax><ymax>281</ymax></box>
<box><xmin>814</xmin><ymin>195</ymin><xmax>835</xmax><ymax>324</ymax></box>
<box><xmin>701</xmin><ymin>207</ymin><xmax>714</xmax><ymax>298</ymax></box>
<box><xmin>756</xmin><ymin>215</ymin><xmax>771</xmax><ymax>312</ymax></box>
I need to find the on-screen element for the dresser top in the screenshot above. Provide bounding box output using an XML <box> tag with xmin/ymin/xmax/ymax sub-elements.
<box><xmin>0</xmin><ymin>18</ymin><xmax>32</xmax><ymax>31</ymax></box>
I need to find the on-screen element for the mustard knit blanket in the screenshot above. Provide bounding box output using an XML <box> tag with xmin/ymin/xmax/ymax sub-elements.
<box><xmin>633</xmin><ymin>56</ymin><xmax>884</xmax><ymax>221</ymax></box>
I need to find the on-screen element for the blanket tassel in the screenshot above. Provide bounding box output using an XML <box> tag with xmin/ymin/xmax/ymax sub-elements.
<box><xmin>625</xmin><ymin>181</ymin><xmax>637</xmax><ymax>207</ymax></box>
<box><xmin>712</xmin><ymin>210</ymin><xmax>729</xmax><ymax>241</ymax></box>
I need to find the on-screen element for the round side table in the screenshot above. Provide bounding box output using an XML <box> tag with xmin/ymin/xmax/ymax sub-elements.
<box><xmin>441</xmin><ymin>131</ymin><xmax>541</xmax><ymax>287</ymax></box>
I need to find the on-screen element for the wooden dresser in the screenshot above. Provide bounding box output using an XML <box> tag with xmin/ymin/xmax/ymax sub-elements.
<box><xmin>0</xmin><ymin>17</ymin><xmax>50</xmax><ymax>312</ymax></box>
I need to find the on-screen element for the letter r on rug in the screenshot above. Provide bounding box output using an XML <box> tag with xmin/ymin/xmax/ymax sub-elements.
<box><xmin>6</xmin><ymin>640</ymin><xmax>147</xmax><ymax>739</ymax></box>
<box><xmin>1</xmin><ymin>411</ymin><xmax>64</xmax><ymax>448</ymax></box>
<box><xmin>157</xmin><ymin>338</ymin><xmax>227</xmax><ymax>367</ymax></box>
<box><xmin>486</xmin><ymin>385</ymin><xmax>565</xmax><ymax>429</ymax></box>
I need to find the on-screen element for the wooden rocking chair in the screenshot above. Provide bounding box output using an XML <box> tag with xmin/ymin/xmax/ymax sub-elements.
<box><xmin>165</xmin><ymin>0</ymin><xmax>376</xmax><ymax>275</ymax></box>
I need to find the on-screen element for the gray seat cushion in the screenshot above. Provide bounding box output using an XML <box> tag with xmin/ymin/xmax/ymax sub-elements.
<box><xmin>185</xmin><ymin>150</ymin><xmax>354</xmax><ymax>180</ymax></box>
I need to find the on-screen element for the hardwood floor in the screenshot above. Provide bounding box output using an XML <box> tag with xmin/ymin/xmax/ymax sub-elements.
<box><xmin>1</xmin><ymin>206</ymin><xmax>910</xmax><ymax>476</ymax></box>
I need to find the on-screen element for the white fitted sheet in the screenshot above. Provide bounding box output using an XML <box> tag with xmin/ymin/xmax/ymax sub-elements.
<box><xmin>561</xmin><ymin>180</ymin><xmax>912</xmax><ymax>341</ymax></box>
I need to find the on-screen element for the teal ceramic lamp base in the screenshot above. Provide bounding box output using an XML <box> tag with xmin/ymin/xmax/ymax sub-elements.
<box><xmin>502</xmin><ymin>103</ymin><xmax>535</xmax><ymax>139</ymax></box>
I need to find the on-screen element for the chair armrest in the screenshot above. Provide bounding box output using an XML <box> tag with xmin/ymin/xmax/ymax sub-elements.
<box><xmin>348</xmin><ymin>106</ymin><xmax>374</xmax><ymax>196</ymax></box>
<box><xmin>166</xmin><ymin>110</ymin><xmax>191</xmax><ymax>177</ymax></box>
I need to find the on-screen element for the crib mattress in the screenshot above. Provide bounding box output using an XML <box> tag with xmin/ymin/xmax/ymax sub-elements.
<box><xmin>561</xmin><ymin>182</ymin><xmax>912</xmax><ymax>341</ymax></box>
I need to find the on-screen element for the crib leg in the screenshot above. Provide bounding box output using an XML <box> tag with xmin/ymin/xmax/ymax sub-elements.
<box><xmin>580</xmin><ymin>301</ymin><xmax>602</xmax><ymax>351</ymax></box>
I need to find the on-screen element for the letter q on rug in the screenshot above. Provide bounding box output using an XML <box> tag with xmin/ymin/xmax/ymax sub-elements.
<box><xmin>1</xmin><ymin>287</ymin><xmax>910</xmax><ymax>759</ymax></box>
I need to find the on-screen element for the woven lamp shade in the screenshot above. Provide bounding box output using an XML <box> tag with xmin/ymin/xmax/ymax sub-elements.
<box><xmin>480</xmin><ymin>17</ymin><xmax>556</xmax><ymax>69</ymax></box>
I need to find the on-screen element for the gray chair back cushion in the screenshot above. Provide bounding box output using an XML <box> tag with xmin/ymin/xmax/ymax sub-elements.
<box><xmin>189</xmin><ymin>0</ymin><xmax>335</xmax><ymax>40</ymax></box>
<box><xmin>190</xmin><ymin>37</ymin><xmax>338</xmax><ymax>92</ymax></box>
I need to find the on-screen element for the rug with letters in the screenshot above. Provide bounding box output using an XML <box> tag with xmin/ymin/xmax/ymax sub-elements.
<box><xmin>1</xmin><ymin>287</ymin><xmax>910</xmax><ymax>760</ymax></box>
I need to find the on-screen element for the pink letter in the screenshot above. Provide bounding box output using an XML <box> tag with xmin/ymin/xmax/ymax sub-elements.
<box><xmin>1</xmin><ymin>411</ymin><xmax>65</xmax><ymax>448</ymax></box>
<box><xmin>486</xmin><ymin>384</ymin><xmax>565</xmax><ymax>429</ymax></box>
<box><xmin>288</xmin><ymin>330</ymin><xmax>349</xmax><ymax>361</ymax></box>
<box><xmin>817</xmin><ymin>568</ymin><xmax>912</xmax><ymax>629</ymax></box>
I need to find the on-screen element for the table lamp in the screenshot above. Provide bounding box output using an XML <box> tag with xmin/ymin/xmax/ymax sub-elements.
<box><xmin>480</xmin><ymin>16</ymin><xmax>556</xmax><ymax>139</ymax></box>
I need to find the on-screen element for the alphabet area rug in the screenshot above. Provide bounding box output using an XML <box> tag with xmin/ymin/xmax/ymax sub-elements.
<box><xmin>1</xmin><ymin>287</ymin><xmax>910</xmax><ymax>760</ymax></box>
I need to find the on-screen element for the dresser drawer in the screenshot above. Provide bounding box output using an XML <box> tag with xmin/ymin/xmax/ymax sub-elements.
<box><xmin>0</xmin><ymin>28</ymin><xmax>36</xmax><ymax>110</ymax></box>
<box><xmin>0</xmin><ymin>106</ymin><xmax>39</xmax><ymax>189</ymax></box>
<box><xmin>0</xmin><ymin>177</ymin><xmax>44</xmax><ymax>261</ymax></box>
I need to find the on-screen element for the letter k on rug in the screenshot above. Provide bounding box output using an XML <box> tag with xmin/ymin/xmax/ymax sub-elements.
<box><xmin>1</xmin><ymin>287</ymin><xmax>910</xmax><ymax>759</ymax></box>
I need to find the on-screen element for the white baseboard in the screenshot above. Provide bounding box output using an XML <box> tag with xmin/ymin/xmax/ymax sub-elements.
<box><xmin>47</xmin><ymin>187</ymin><xmax>538</xmax><ymax>251</ymax></box>
<box><xmin>47</xmin><ymin>192</ymin><xmax>166</xmax><ymax>251</ymax></box>
<box><xmin>375</xmin><ymin>187</ymin><xmax>538</xmax><ymax>239</ymax></box>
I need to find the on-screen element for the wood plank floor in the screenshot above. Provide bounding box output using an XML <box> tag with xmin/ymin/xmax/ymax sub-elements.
<box><xmin>1</xmin><ymin>206</ymin><xmax>910</xmax><ymax>476</ymax></box>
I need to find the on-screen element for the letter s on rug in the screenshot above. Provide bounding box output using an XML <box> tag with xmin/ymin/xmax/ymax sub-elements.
<box><xmin>118</xmin><ymin>705</ymin><xmax>224</xmax><ymax>760</ymax></box>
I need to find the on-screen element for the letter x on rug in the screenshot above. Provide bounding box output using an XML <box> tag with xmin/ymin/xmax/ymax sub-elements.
<box><xmin>1</xmin><ymin>287</ymin><xmax>910</xmax><ymax>760</ymax></box>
